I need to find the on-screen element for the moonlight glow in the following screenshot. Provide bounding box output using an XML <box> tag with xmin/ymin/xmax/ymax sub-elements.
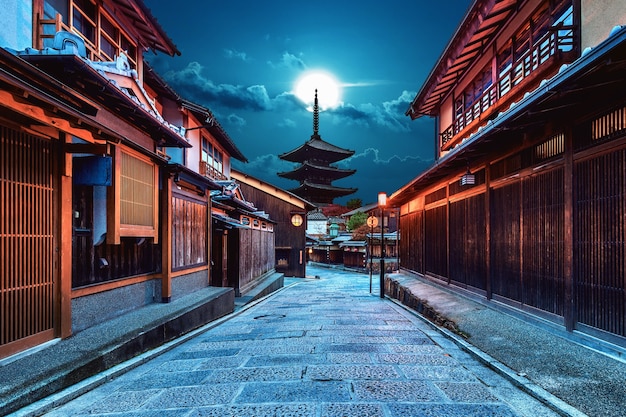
<box><xmin>294</xmin><ymin>71</ymin><xmax>341</xmax><ymax>110</ymax></box>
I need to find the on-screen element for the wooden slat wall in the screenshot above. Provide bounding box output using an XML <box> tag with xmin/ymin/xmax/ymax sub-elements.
<box><xmin>490</xmin><ymin>183</ymin><xmax>522</xmax><ymax>301</ymax></box>
<box><xmin>399</xmin><ymin>211</ymin><xmax>424</xmax><ymax>274</ymax></box>
<box><xmin>0</xmin><ymin>127</ymin><xmax>56</xmax><ymax>349</ymax></box>
<box><xmin>522</xmin><ymin>169</ymin><xmax>565</xmax><ymax>315</ymax></box>
<box><xmin>450</xmin><ymin>194</ymin><xmax>487</xmax><ymax>290</ymax></box>
<box><xmin>172</xmin><ymin>196</ymin><xmax>207</xmax><ymax>270</ymax></box>
<box><xmin>424</xmin><ymin>205</ymin><xmax>448</xmax><ymax>278</ymax></box>
<box><xmin>575</xmin><ymin>151</ymin><xmax>626</xmax><ymax>336</ymax></box>
<box><xmin>236</xmin><ymin>228</ymin><xmax>275</xmax><ymax>290</ymax></box>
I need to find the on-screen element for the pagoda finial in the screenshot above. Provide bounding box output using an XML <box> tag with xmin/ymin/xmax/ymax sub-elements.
<box><xmin>313</xmin><ymin>89</ymin><xmax>319</xmax><ymax>136</ymax></box>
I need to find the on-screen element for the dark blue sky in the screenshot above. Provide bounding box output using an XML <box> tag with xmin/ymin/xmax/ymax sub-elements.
<box><xmin>144</xmin><ymin>1</ymin><xmax>471</xmax><ymax>205</ymax></box>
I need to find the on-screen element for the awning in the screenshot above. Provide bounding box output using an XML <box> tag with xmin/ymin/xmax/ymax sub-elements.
<box><xmin>212</xmin><ymin>213</ymin><xmax>248</xmax><ymax>230</ymax></box>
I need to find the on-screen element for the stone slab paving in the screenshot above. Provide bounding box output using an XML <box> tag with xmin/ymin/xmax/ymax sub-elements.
<box><xmin>38</xmin><ymin>267</ymin><xmax>559</xmax><ymax>417</ymax></box>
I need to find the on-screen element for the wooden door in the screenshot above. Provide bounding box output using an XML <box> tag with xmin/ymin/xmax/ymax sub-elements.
<box><xmin>221</xmin><ymin>233</ymin><xmax>228</xmax><ymax>287</ymax></box>
<box><xmin>0</xmin><ymin>127</ymin><xmax>58</xmax><ymax>359</ymax></box>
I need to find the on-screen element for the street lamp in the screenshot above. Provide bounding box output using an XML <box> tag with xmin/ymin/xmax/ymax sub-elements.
<box><xmin>378</xmin><ymin>192</ymin><xmax>387</xmax><ymax>298</ymax></box>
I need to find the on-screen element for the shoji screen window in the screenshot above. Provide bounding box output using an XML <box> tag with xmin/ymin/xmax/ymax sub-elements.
<box><xmin>108</xmin><ymin>147</ymin><xmax>159</xmax><ymax>244</ymax></box>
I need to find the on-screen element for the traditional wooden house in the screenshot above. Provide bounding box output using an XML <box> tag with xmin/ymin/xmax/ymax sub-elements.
<box><xmin>0</xmin><ymin>0</ymin><xmax>237</xmax><ymax>360</ymax></box>
<box><xmin>392</xmin><ymin>0</ymin><xmax>626</xmax><ymax>346</ymax></box>
<box><xmin>232</xmin><ymin>169</ymin><xmax>316</xmax><ymax>278</ymax></box>
<box><xmin>278</xmin><ymin>90</ymin><xmax>357</xmax><ymax>205</ymax></box>
<box><xmin>145</xmin><ymin>74</ymin><xmax>249</xmax><ymax>301</ymax></box>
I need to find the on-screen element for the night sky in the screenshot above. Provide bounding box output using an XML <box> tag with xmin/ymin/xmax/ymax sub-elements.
<box><xmin>143</xmin><ymin>1</ymin><xmax>471</xmax><ymax>205</ymax></box>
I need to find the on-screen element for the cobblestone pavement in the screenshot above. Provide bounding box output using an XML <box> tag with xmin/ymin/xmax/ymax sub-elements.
<box><xmin>39</xmin><ymin>267</ymin><xmax>560</xmax><ymax>417</ymax></box>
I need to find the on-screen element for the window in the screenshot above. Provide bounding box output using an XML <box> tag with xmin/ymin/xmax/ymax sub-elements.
<box><xmin>40</xmin><ymin>0</ymin><xmax>138</xmax><ymax>67</ymax></box>
<box><xmin>202</xmin><ymin>137</ymin><xmax>214</xmax><ymax>168</ymax></box>
<box><xmin>108</xmin><ymin>147</ymin><xmax>159</xmax><ymax>244</ymax></box>
<box><xmin>200</xmin><ymin>136</ymin><xmax>225</xmax><ymax>180</ymax></box>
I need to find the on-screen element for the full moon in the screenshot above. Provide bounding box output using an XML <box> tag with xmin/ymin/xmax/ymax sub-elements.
<box><xmin>294</xmin><ymin>71</ymin><xmax>341</xmax><ymax>110</ymax></box>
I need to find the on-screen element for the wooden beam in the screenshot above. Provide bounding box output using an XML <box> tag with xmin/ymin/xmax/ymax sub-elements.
<box><xmin>563</xmin><ymin>127</ymin><xmax>575</xmax><ymax>331</ymax></box>
<box><xmin>64</xmin><ymin>142</ymin><xmax>110</xmax><ymax>155</ymax></box>
<box><xmin>161</xmin><ymin>175</ymin><xmax>172</xmax><ymax>302</ymax></box>
<box><xmin>0</xmin><ymin>90</ymin><xmax>99</xmax><ymax>141</ymax></box>
<box><xmin>59</xmin><ymin>133</ymin><xmax>72</xmax><ymax>338</ymax></box>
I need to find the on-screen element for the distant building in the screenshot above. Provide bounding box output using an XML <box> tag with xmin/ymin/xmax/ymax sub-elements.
<box><xmin>278</xmin><ymin>90</ymin><xmax>356</xmax><ymax>205</ymax></box>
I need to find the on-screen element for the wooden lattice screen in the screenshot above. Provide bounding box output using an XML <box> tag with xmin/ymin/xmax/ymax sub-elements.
<box><xmin>172</xmin><ymin>195</ymin><xmax>207</xmax><ymax>270</ymax></box>
<box><xmin>575</xmin><ymin>151</ymin><xmax>626</xmax><ymax>337</ymax></box>
<box><xmin>1</xmin><ymin>127</ymin><xmax>56</xmax><ymax>355</ymax></box>
<box><xmin>120</xmin><ymin>152</ymin><xmax>155</xmax><ymax>227</ymax></box>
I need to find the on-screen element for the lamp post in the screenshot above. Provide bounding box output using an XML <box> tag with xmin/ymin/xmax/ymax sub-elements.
<box><xmin>378</xmin><ymin>192</ymin><xmax>387</xmax><ymax>298</ymax></box>
<box><xmin>366</xmin><ymin>214</ymin><xmax>378</xmax><ymax>294</ymax></box>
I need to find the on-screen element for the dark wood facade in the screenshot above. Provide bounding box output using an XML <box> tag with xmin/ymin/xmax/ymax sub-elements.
<box><xmin>394</xmin><ymin>0</ymin><xmax>626</xmax><ymax>345</ymax></box>
<box><xmin>232</xmin><ymin>170</ymin><xmax>315</xmax><ymax>277</ymax></box>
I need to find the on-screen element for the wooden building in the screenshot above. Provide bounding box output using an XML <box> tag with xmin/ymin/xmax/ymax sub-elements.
<box><xmin>0</xmin><ymin>0</ymin><xmax>250</xmax><ymax>360</ymax></box>
<box><xmin>232</xmin><ymin>169</ymin><xmax>316</xmax><ymax>278</ymax></box>
<box><xmin>392</xmin><ymin>0</ymin><xmax>626</xmax><ymax>346</ymax></box>
<box><xmin>278</xmin><ymin>90</ymin><xmax>357</xmax><ymax>205</ymax></box>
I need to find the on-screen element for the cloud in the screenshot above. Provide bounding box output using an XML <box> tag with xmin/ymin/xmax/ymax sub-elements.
<box><xmin>161</xmin><ymin>62</ymin><xmax>303</xmax><ymax>114</ymax></box>
<box><xmin>328</xmin><ymin>90</ymin><xmax>416</xmax><ymax>133</ymax></box>
<box><xmin>161</xmin><ymin>62</ymin><xmax>270</xmax><ymax>111</ymax></box>
<box><xmin>223</xmin><ymin>48</ymin><xmax>250</xmax><ymax>62</ymax></box>
<box><xmin>227</xmin><ymin>113</ymin><xmax>246</xmax><ymax>128</ymax></box>
<box><xmin>278</xmin><ymin>118</ymin><xmax>297</xmax><ymax>128</ymax></box>
<box><xmin>267</xmin><ymin>51</ymin><xmax>306</xmax><ymax>70</ymax></box>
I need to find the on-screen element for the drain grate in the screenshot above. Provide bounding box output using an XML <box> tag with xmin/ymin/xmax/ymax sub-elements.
<box><xmin>253</xmin><ymin>314</ymin><xmax>286</xmax><ymax>321</ymax></box>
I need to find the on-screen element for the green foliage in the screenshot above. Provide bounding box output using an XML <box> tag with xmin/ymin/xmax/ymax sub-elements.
<box><xmin>346</xmin><ymin>211</ymin><xmax>367</xmax><ymax>232</ymax></box>
<box><xmin>346</xmin><ymin>198</ymin><xmax>362</xmax><ymax>210</ymax></box>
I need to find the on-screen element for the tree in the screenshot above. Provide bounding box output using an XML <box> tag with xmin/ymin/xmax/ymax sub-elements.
<box><xmin>346</xmin><ymin>198</ymin><xmax>362</xmax><ymax>210</ymax></box>
<box><xmin>346</xmin><ymin>211</ymin><xmax>367</xmax><ymax>232</ymax></box>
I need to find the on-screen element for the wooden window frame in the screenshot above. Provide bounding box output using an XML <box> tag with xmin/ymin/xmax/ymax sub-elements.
<box><xmin>107</xmin><ymin>145</ymin><xmax>159</xmax><ymax>244</ymax></box>
<box><xmin>38</xmin><ymin>0</ymin><xmax>138</xmax><ymax>68</ymax></box>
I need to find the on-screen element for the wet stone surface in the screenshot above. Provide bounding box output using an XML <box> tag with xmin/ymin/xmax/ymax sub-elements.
<box><xmin>41</xmin><ymin>266</ymin><xmax>561</xmax><ymax>417</ymax></box>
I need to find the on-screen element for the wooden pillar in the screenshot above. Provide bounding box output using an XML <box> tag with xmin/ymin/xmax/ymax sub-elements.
<box><xmin>59</xmin><ymin>133</ymin><xmax>72</xmax><ymax>338</ymax></box>
<box><xmin>563</xmin><ymin>127</ymin><xmax>575</xmax><ymax>331</ymax></box>
<box><xmin>446</xmin><ymin>185</ymin><xmax>451</xmax><ymax>283</ymax></box>
<box><xmin>161</xmin><ymin>175</ymin><xmax>172</xmax><ymax>303</ymax></box>
<box><xmin>207</xmin><ymin>194</ymin><xmax>212</xmax><ymax>285</ymax></box>
<box><xmin>485</xmin><ymin>163</ymin><xmax>492</xmax><ymax>300</ymax></box>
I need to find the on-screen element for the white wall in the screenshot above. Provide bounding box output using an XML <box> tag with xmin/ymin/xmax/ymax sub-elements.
<box><xmin>0</xmin><ymin>0</ymin><xmax>33</xmax><ymax>50</ymax></box>
<box><xmin>581</xmin><ymin>0</ymin><xmax>626</xmax><ymax>50</ymax></box>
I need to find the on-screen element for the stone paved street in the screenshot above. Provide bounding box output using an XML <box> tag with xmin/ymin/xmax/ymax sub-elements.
<box><xmin>40</xmin><ymin>266</ymin><xmax>560</xmax><ymax>416</ymax></box>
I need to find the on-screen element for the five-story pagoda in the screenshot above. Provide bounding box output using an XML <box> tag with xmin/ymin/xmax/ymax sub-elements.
<box><xmin>278</xmin><ymin>90</ymin><xmax>357</xmax><ymax>206</ymax></box>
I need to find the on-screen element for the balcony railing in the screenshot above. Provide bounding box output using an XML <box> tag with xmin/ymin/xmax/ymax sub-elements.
<box><xmin>200</xmin><ymin>160</ymin><xmax>227</xmax><ymax>181</ymax></box>
<box><xmin>441</xmin><ymin>26</ymin><xmax>575</xmax><ymax>149</ymax></box>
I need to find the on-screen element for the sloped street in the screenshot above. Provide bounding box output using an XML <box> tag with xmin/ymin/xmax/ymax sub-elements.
<box><xmin>35</xmin><ymin>266</ymin><xmax>561</xmax><ymax>417</ymax></box>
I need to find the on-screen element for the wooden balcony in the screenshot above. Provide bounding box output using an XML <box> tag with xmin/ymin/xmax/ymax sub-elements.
<box><xmin>200</xmin><ymin>160</ymin><xmax>226</xmax><ymax>181</ymax></box>
<box><xmin>441</xmin><ymin>26</ymin><xmax>576</xmax><ymax>151</ymax></box>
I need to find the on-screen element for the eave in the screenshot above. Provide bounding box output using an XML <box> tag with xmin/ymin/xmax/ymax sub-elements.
<box><xmin>279</xmin><ymin>135</ymin><xmax>355</xmax><ymax>163</ymax></box>
<box><xmin>181</xmin><ymin>99</ymin><xmax>247</xmax><ymax>162</ymax></box>
<box><xmin>19</xmin><ymin>53</ymin><xmax>190</xmax><ymax>148</ymax></box>
<box><xmin>290</xmin><ymin>180</ymin><xmax>357</xmax><ymax>198</ymax></box>
<box><xmin>107</xmin><ymin>0</ymin><xmax>181</xmax><ymax>56</ymax></box>
<box><xmin>278</xmin><ymin>161</ymin><xmax>356</xmax><ymax>181</ymax></box>
<box><xmin>406</xmin><ymin>0</ymin><xmax>518</xmax><ymax>119</ymax></box>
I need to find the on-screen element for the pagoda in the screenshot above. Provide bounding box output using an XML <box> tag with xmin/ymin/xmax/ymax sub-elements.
<box><xmin>278</xmin><ymin>90</ymin><xmax>357</xmax><ymax>206</ymax></box>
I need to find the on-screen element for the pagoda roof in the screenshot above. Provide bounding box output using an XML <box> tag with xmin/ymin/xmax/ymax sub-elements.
<box><xmin>289</xmin><ymin>180</ymin><xmax>357</xmax><ymax>204</ymax></box>
<box><xmin>279</xmin><ymin>135</ymin><xmax>355</xmax><ymax>163</ymax></box>
<box><xmin>278</xmin><ymin>161</ymin><xmax>356</xmax><ymax>181</ymax></box>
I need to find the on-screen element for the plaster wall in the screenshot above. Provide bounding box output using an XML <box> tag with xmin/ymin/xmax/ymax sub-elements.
<box><xmin>0</xmin><ymin>0</ymin><xmax>32</xmax><ymax>50</ymax></box>
<box><xmin>581</xmin><ymin>0</ymin><xmax>626</xmax><ymax>50</ymax></box>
